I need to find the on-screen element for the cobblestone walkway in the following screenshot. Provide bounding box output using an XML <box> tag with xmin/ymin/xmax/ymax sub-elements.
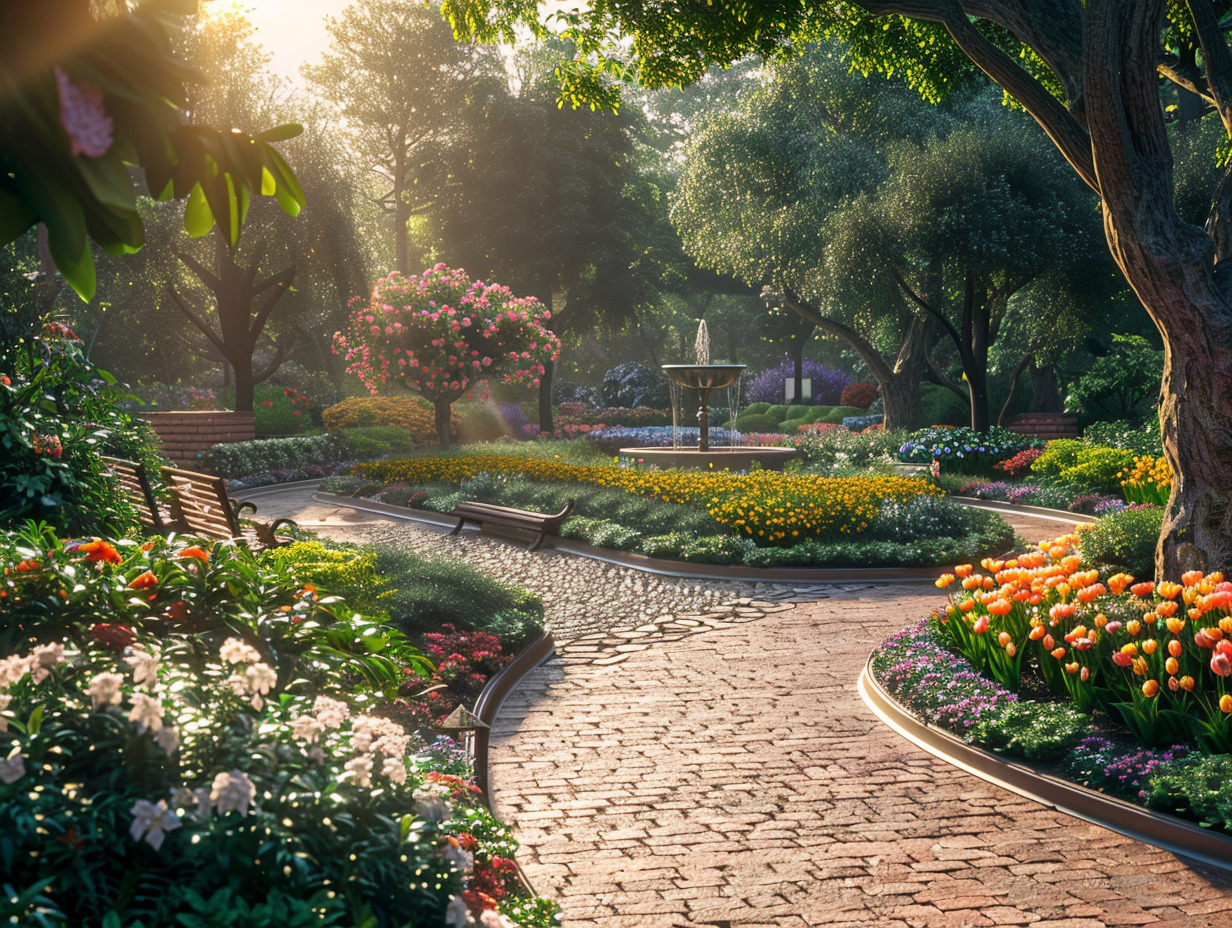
<box><xmin>242</xmin><ymin>486</ymin><xmax>1232</xmax><ymax>928</ymax></box>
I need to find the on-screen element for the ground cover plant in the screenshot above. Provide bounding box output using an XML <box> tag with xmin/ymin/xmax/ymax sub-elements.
<box><xmin>0</xmin><ymin>523</ymin><xmax>557</xmax><ymax>927</ymax></box>
<box><xmin>346</xmin><ymin>451</ymin><xmax>1015</xmax><ymax>567</ymax></box>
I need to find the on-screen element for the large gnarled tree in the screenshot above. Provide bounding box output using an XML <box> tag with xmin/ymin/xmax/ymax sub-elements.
<box><xmin>443</xmin><ymin>0</ymin><xmax>1232</xmax><ymax>578</ymax></box>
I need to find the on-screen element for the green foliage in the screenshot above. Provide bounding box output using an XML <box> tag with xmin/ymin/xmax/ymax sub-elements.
<box><xmin>0</xmin><ymin>327</ymin><xmax>162</xmax><ymax>535</ymax></box>
<box><xmin>967</xmin><ymin>702</ymin><xmax>1090</xmax><ymax>760</ymax></box>
<box><xmin>340</xmin><ymin>426</ymin><xmax>418</xmax><ymax>460</ymax></box>
<box><xmin>0</xmin><ymin>5</ymin><xmax>305</xmax><ymax>299</ymax></box>
<box><xmin>868</xmin><ymin>495</ymin><xmax>973</xmax><ymax>543</ymax></box>
<box><xmin>1029</xmin><ymin>439</ymin><xmax>1085</xmax><ymax>478</ymax></box>
<box><xmin>1076</xmin><ymin>506</ymin><xmax>1165</xmax><ymax>576</ymax></box>
<box><xmin>732</xmin><ymin>413</ymin><xmax>783</xmax><ymax>433</ymax></box>
<box><xmin>456</xmin><ymin>403</ymin><xmax>511</xmax><ymax>444</ymax></box>
<box><xmin>199</xmin><ymin>434</ymin><xmax>351</xmax><ymax>479</ymax></box>
<box><xmin>1066</xmin><ymin>334</ymin><xmax>1164</xmax><ymax>424</ymax></box>
<box><xmin>796</xmin><ymin>427</ymin><xmax>906</xmax><ymax>470</ymax></box>
<box><xmin>1083</xmin><ymin>418</ymin><xmax>1163</xmax><ymax>457</ymax></box>
<box><xmin>1056</xmin><ymin>447</ymin><xmax>1135</xmax><ymax>495</ymax></box>
<box><xmin>919</xmin><ymin>383</ymin><xmax>969</xmax><ymax>427</ymax></box>
<box><xmin>1144</xmin><ymin>754</ymin><xmax>1232</xmax><ymax>831</ymax></box>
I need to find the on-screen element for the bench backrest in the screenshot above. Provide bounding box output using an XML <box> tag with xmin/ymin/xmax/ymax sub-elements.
<box><xmin>101</xmin><ymin>456</ymin><xmax>165</xmax><ymax>534</ymax></box>
<box><xmin>162</xmin><ymin>466</ymin><xmax>241</xmax><ymax>541</ymax></box>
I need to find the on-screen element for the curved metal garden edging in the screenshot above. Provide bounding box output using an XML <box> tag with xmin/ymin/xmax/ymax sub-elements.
<box><xmin>949</xmin><ymin>496</ymin><xmax>1096</xmax><ymax>525</ymax></box>
<box><xmin>858</xmin><ymin>659</ymin><xmax>1232</xmax><ymax>873</ymax></box>
<box><xmin>231</xmin><ymin>478</ymin><xmax>328</xmax><ymax>499</ymax></box>
<box><xmin>310</xmin><ymin>491</ymin><xmax>949</xmax><ymax>583</ymax></box>
<box><xmin>469</xmin><ymin>632</ymin><xmax>556</xmax><ymax>900</ymax></box>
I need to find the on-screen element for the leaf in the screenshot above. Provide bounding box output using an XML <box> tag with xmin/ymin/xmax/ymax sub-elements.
<box><xmin>260</xmin><ymin>166</ymin><xmax>276</xmax><ymax>197</ymax></box>
<box><xmin>0</xmin><ymin>186</ymin><xmax>37</xmax><ymax>247</ymax></box>
<box><xmin>258</xmin><ymin>123</ymin><xmax>303</xmax><ymax>143</ymax></box>
<box><xmin>183</xmin><ymin>183</ymin><xmax>214</xmax><ymax>238</ymax></box>
<box><xmin>47</xmin><ymin>232</ymin><xmax>97</xmax><ymax>302</ymax></box>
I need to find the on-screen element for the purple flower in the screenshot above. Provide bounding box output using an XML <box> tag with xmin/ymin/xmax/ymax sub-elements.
<box><xmin>56</xmin><ymin>67</ymin><xmax>113</xmax><ymax>158</ymax></box>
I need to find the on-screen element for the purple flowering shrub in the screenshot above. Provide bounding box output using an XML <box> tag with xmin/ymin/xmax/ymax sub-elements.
<box><xmin>745</xmin><ymin>356</ymin><xmax>853</xmax><ymax>406</ymax></box>
<box><xmin>1064</xmin><ymin>736</ymin><xmax>1189</xmax><ymax>801</ymax></box>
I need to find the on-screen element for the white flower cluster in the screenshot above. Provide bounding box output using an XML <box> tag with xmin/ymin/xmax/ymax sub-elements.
<box><xmin>220</xmin><ymin>637</ymin><xmax>277</xmax><ymax>710</ymax></box>
<box><xmin>129</xmin><ymin>770</ymin><xmax>257</xmax><ymax>853</ymax></box>
<box><xmin>288</xmin><ymin>696</ymin><xmax>410</xmax><ymax>786</ymax></box>
<box><xmin>0</xmin><ymin>643</ymin><xmax>75</xmax><ymax>783</ymax></box>
<box><xmin>83</xmin><ymin>644</ymin><xmax>179</xmax><ymax>759</ymax></box>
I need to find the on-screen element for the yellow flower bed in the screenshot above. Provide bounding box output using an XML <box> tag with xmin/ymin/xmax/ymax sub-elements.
<box><xmin>1120</xmin><ymin>454</ymin><xmax>1171</xmax><ymax>507</ymax></box>
<box><xmin>359</xmin><ymin>453</ymin><xmax>940</xmax><ymax>544</ymax></box>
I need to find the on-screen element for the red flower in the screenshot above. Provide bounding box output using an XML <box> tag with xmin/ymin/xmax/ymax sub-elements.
<box><xmin>128</xmin><ymin>570</ymin><xmax>158</xmax><ymax>590</ymax></box>
<box><xmin>176</xmin><ymin>546</ymin><xmax>209</xmax><ymax>562</ymax></box>
<box><xmin>90</xmin><ymin>623</ymin><xmax>135</xmax><ymax>651</ymax></box>
<box><xmin>77</xmin><ymin>539</ymin><xmax>122</xmax><ymax>564</ymax></box>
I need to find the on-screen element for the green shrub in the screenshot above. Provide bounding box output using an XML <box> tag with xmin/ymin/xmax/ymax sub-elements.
<box><xmin>370</xmin><ymin>544</ymin><xmax>544</xmax><ymax>650</ymax></box>
<box><xmin>967</xmin><ymin>702</ymin><xmax>1090</xmax><ymax>760</ymax></box>
<box><xmin>339</xmin><ymin>425</ymin><xmax>417</xmax><ymax>459</ymax></box>
<box><xmin>733</xmin><ymin>413</ymin><xmax>784</xmax><ymax>433</ymax></box>
<box><xmin>869</xmin><ymin>494</ymin><xmax>973</xmax><ymax>542</ymax></box>
<box><xmin>797</xmin><ymin>428</ymin><xmax>907</xmax><ymax>470</ymax></box>
<box><xmin>1030</xmin><ymin>439</ymin><xmax>1085</xmax><ymax>478</ymax></box>
<box><xmin>217</xmin><ymin>383</ymin><xmax>311</xmax><ymax>436</ymax></box>
<box><xmin>1144</xmin><ymin>754</ymin><xmax>1232</xmax><ymax>831</ymax></box>
<box><xmin>1076</xmin><ymin>505</ymin><xmax>1164</xmax><ymax>575</ymax></box>
<box><xmin>766</xmin><ymin>404</ymin><xmax>791</xmax><ymax>421</ymax></box>
<box><xmin>322</xmin><ymin>394</ymin><xmax>455</xmax><ymax>441</ymax></box>
<box><xmin>821</xmin><ymin>405</ymin><xmax>866</xmax><ymax>424</ymax></box>
<box><xmin>1083</xmin><ymin>418</ymin><xmax>1163</xmax><ymax>456</ymax></box>
<box><xmin>1057</xmin><ymin>446</ymin><xmax>1135</xmax><ymax>494</ymax></box>
<box><xmin>742</xmin><ymin>402</ymin><xmax>772</xmax><ymax>416</ymax></box>
<box><xmin>198</xmin><ymin>433</ymin><xmax>351</xmax><ymax>478</ymax></box>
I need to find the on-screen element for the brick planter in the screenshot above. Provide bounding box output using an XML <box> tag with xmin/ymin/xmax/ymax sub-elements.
<box><xmin>1003</xmin><ymin>412</ymin><xmax>1078</xmax><ymax>440</ymax></box>
<box><xmin>140</xmin><ymin>411</ymin><xmax>255</xmax><ymax>469</ymax></box>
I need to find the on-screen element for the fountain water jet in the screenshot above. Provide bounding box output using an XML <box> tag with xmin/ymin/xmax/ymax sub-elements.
<box><xmin>618</xmin><ymin>321</ymin><xmax>798</xmax><ymax>470</ymax></box>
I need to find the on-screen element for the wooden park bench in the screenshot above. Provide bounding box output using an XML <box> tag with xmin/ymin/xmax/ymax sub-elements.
<box><xmin>160</xmin><ymin>465</ymin><xmax>297</xmax><ymax>550</ymax></box>
<box><xmin>102</xmin><ymin>456</ymin><xmax>168</xmax><ymax>535</ymax></box>
<box><xmin>448</xmin><ymin>499</ymin><xmax>575</xmax><ymax>552</ymax></box>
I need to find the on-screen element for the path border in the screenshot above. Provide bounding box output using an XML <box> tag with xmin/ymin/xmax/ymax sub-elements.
<box><xmin>858</xmin><ymin>660</ymin><xmax>1232</xmax><ymax>873</ymax></box>
<box><xmin>309</xmin><ymin>491</ymin><xmax>956</xmax><ymax>583</ymax></box>
<box><xmin>950</xmin><ymin>496</ymin><xmax>1096</xmax><ymax>525</ymax></box>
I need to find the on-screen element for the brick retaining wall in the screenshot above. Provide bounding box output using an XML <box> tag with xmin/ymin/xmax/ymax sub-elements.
<box><xmin>140</xmin><ymin>411</ymin><xmax>255</xmax><ymax>468</ymax></box>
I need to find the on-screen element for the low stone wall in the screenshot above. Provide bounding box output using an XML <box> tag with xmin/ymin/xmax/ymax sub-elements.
<box><xmin>140</xmin><ymin>411</ymin><xmax>255</xmax><ymax>468</ymax></box>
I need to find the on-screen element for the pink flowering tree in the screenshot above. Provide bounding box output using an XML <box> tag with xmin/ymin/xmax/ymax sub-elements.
<box><xmin>333</xmin><ymin>264</ymin><xmax>561</xmax><ymax>448</ymax></box>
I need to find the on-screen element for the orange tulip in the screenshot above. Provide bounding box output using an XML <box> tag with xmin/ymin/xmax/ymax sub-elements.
<box><xmin>1165</xmin><ymin>656</ymin><xmax>1180</xmax><ymax>675</ymax></box>
<box><xmin>1156</xmin><ymin>600</ymin><xmax>1179</xmax><ymax>618</ymax></box>
<box><xmin>1126</xmin><ymin>620</ymin><xmax>1142</xmax><ymax>636</ymax></box>
<box><xmin>1168</xmin><ymin>639</ymin><xmax>1183</xmax><ymax>658</ymax></box>
<box><xmin>988</xmin><ymin>599</ymin><xmax>1012</xmax><ymax>617</ymax></box>
<box><xmin>1065</xmin><ymin>661</ymin><xmax>1080</xmax><ymax>675</ymax></box>
<box><xmin>1142</xmin><ymin>679</ymin><xmax>1160</xmax><ymax>697</ymax></box>
<box><xmin>1051</xmin><ymin>647</ymin><xmax>1067</xmax><ymax>660</ymax></box>
<box><xmin>954</xmin><ymin>564</ymin><xmax>974</xmax><ymax>578</ymax></box>
<box><xmin>1166</xmin><ymin>617</ymin><xmax>1186</xmax><ymax>635</ymax></box>
<box><xmin>1221</xmin><ymin>694</ymin><xmax>1232</xmax><ymax>714</ymax></box>
<box><xmin>1142</xmin><ymin>638</ymin><xmax>1158</xmax><ymax>655</ymax></box>
<box><xmin>1180</xmin><ymin>675</ymin><xmax>1196</xmax><ymax>691</ymax></box>
<box><xmin>936</xmin><ymin>574</ymin><xmax>956</xmax><ymax>589</ymax></box>
<box><xmin>1158</xmin><ymin>581</ymin><xmax>1183</xmax><ymax>600</ymax></box>
<box><xmin>1130</xmin><ymin>581</ymin><xmax>1156</xmax><ymax>598</ymax></box>
<box><xmin>1182</xmin><ymin>569</ymin><xmax>1205</xmax><ymax>587</ymax></box>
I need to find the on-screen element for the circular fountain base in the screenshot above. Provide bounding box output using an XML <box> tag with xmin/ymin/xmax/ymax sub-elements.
<box><xmin>618</xmin><ymin>446</ymin><xmax>798</xmax><ymax>471</ymax></box>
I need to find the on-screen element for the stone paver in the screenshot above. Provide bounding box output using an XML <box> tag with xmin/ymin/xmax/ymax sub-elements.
<box><xmin>242</xmin><ymin>485</ymin><xmax>1232</xmax><ymax>928</ymax></box>
<box><xmin>489</xmin><ymin>588</ymin><xmax>1232</xmax><ymax>928</ymax></box>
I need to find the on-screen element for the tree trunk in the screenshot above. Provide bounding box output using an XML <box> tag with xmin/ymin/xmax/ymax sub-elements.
<box><xmin>233</xmin><ymin>362</ymin><xmax>255</xmax><ymax>413</ymax></box>
<box><xmin>1026</xmin><ymin>358</ymin><xmax>1063</xmax><ymax>412</ymax></box>
<box><xmin>789</xmin><ymin>334</ymin><xmax>805</xmax><ymax>405</ymax></box>
<box><xmin>1084</xmin><ymin>0</ymin><xmax>1232</xmax><ymax>578</ymax></box>
<box><xmin>394</xmin><ymin>147</ymin><xmax>410</xmax><ymax>276</ymax></box>
<box><xmin>967</xmin><ymin>368</ymin><xmax>990</xmax><ymax>432</ymax></box>
<box><xmin>434</xmin><ymin>397</ymin><xmax>453</xmax><ymax>449</ymax></box>
<box><xmin>538</xmin><ymin>359</ymin><xmax>555</xmax><ymax>435</ymax></box>
<box><xmin>880</xmin><ymin>376</ymin><xmax>924</xmax><ymax>432</ymax></box>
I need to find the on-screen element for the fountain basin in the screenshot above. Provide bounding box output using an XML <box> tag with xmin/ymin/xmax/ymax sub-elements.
<box><xmin>618</xmin><ymin>446</ymin><xmax>799</xmax><ymax>471</ymax></box>
<box><xmin>661</xmin><ymin>364</ymin><xmax>746</xmax><ymax>390</ymax></box>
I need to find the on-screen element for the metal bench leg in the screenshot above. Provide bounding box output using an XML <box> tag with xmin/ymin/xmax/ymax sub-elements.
<box><xmin>448</xmin><ymin>518</ymin><xmax>466</xmax><ymax>537</ymax></box>
<box><xmin>528</xmin><ymin>532</ymin><xmax>546</xmax><ymax>553</ymax></box>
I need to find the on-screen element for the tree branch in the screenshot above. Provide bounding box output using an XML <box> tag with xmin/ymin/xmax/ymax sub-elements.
<box><xmin>1185</xmin><ymin>0</ymin><xmax>1232</xmax><ymax>135</ymax></box>
<box><xmin>253</xmin><ymin>338</ymin><xmax>290</xmax><ymax>384</ymax></box>
<box><xmin>168</xmin><ymin>286</ymin><xmax>231</xmax><ymax>362</ymax></box>
<box><xmin>770</xmin><ymin>285</ymin><xmax>896</xmax><ymax>384</ymax></box>
<box><xmin>249</xmin><ymin>266</ymin><xmax>296</xmax><ymax>340</ymax></box>
<box><xmin>892</xmin><ymin>268</ymin><xmax>965</xmax><ymax>349</ymax></box>
<box><xmin>997</xmin><ymin>343</ymin><xmax>1040</xmax><ymax>426</ymax></box>
<box><xmin>175</xmin><ymin>249</ymin><xmax>222</xmax><ymax>293</ymax></box>
<box><xmin>925</xmin><ymin>344</ymin><xmax>970</xmax><ymax>402</ymax></box>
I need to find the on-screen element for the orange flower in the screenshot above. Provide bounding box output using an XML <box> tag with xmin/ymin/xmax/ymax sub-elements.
<box><xmin>1132</xmin><ymin>656</ymin><xmax>1149</xmax><ymax>676</ymax></box>
<box><xmin>1029</xmin><ymin>625</ymin><xmax>1046</xmax><ymax>641</ymax></box>
<box><xmin>1094</xmin><ymin>613</ymin><xmax>1108</xmax><ymax>628</ymax></box>
<box><xmin>1108</xmin><ymin>573</ymin><xmax>1135</xmax><ymax>595</ymax></box>
<box><xmin>980</xmin><ymin>558</ymin><xmax>1006</xmax><ymax>574</ymax></box>
<box><xmin>1221</xmin><ymin>694</ymin><xmax>1232</xmax><ymax>714</ymax></box>
<box><xmin>1121</xmin><ymin>643</ymin><xmax>1139</xmax><ymax>657</ymax></box>
<box><xmin>1220</xmin><ymin>615</ymin><xmax>1232</xmax><ymax>635</ymax></box>
<box><xmin>962</xmin><ymin>576</ymin><xmax>981</xmax><ymax>591</ymax></box>
<box><xmin>1142</xmin><ymin>679</ymin><xmax>1160</xmax><ymax>698</ymax></box>
<box><xmin>15</xmin><ymin>559</ymin><xmax>40</xmax><ymax>572</ymax></box>
<box><xmin>1065</xmin><ymin>661</ymin><xmax>1080</xmax><ymax>675</ymax></box>
<box><xmin>177</xmin><ymin>546</ymin><xmax>210</xmax><ymax>562</ymax></box>
<box><xmin>1076</xmin><ymin>584</ymin><xmax>1105</xmax><ymax>604</ymax></box>
<box><xmin>998</xmin><ymin>631</ymin><xmax>1012</xmax><ymax>647</ymax></box>
<box><xmin>78</xmin><ymin>539</ymin><xmax>122</xmax><ymax>564</ymax></box>
<box><xmin>1130</xmin><ymin>581</ymin><xmax>1156</xmax><ymax>598</ymax></box>
<box><xmin>1166</xmin><ymin>617</ymin><xmax>1186</xmax><ymax>635</ymax></box>
<box><xmin>1180</xmin><ymin>675</ymin><xmax>1196</xmax><ymax>691</ymax></box>
<box><xmin>128</xmin><ymin>570</ymin><xmax>157</xmax><ymax>590</ymax></box>
<box><xmin>958</xmin><ymin>598</ymin><xmax>976</xmax><ymax>613</ymax></box>
<box><xmin>1156</xmin><ymin>600</ymin><xmax>1179</xmax><ymax>618</ymax></box>
<box><xmin>987</xmin><ymin>600</ymin><xmax>1012</xmax><ymax>617</ymax></box>
<box><xmin>954</xmin><ymin>564</ymin><xmax>974</xmax><ymax>579</ymax></box>
<box><xmin>1165</xmin><ymin>656</ymin><xmax>1179</xmax><ymax>675</ymax></box>
<box><xmin>1182</xmin><ymin>569</ymin><xmax>1205</xmax><ymax>587</ymax></box>
<box><xmin>140</xmin><ymin>540</ymin><xmax>157</xmax><ymax>552</ymax></box>
<box><xmin>1168</xmin><ymin>639</ymin><xmax>1183</xmax><ymax>658</ymax></box>
<box><xmin>1158</xmin><ymin>581</ymin><xmax>1183</xmax><ymax>600</ymax></box>
<box><xmin>1142</xmin><ymin>638</ymin><xmax>1158</xmax><ymax>655</ymax></box>
<box><xmin>1051</xmin><ymin>646</ymin><xmax>1068</xmax><ymax>660</ymax></box>
<box><xmin>1126</xmin><ymin>619</ymin><xmax>1142</xmax><ymax>636</ymax></box>
<box><xmin>935</xmin><ymin>573</ymin><xmax>956</xmax><ymax>589</ymax></box>
<box><xmin>973</xmin><ymin>616</ymin><xmax>989</xmax><ymax>634</ymax></box>
<box><xmin>1005</xmin><ymin>642</ymin><xmax>1017</xmax><ymax>658</ymax></box>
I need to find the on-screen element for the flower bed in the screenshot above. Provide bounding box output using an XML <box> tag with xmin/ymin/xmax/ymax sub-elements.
<box><xmin>871</xmin><ymin>526</ymin><xmax>1232</xmax><ymax>834</ymax></box>
<box><xmin>336</xmin><ymin>451</ymin><xmax>1016</xmax><ymax>568</ymax></box>
<box><xmin>0</xmin><ymin>525</ymin><xmax>557</xmax><ymax>927</ymax></box>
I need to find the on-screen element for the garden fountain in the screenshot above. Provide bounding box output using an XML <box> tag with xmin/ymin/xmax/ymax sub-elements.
<box><xmin>619</xmin><ymin>321</ymin><xmax>798</xmax><ymax>470</ymax></box>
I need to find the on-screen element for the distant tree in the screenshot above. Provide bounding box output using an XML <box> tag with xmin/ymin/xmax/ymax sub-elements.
<box><xmin>304</xmin><ymin>0</ymin><xmax>496</xmax><ymax>275</ymax></box>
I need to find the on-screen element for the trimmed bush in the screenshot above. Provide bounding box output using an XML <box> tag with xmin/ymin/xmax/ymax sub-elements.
<box><xmin>733</xmin><ymin>413</ymin><xmax>783</xmax><ymax>433</ymax></box>
<box><xmin>321</xmin><ymin>394</ymin><xmax>456</xmax><ymax>441</ymax></box>
<box><xmin>840</xmin><ymin>381</ymin><xmax>879</xmax><ymax>409</ymax></box>
<box><xmin>198</xmin><ymin>433</ymin><xmax>350</xmax><ymax>478</ymax></box>
<box><xmin>1030</xmin><ymin>438</ymin><xmax>1085</xmax><ymax>478</ymax></box>
<box><xmin>599</xmin><ymin>362</ymin><xmax>669</xmax><ymax>409</ymax></box>
<box><xmin>339</xmin><ymin>425</ymin><xmax>417</xmax><ymax>460</ymax></box>
<box><xmin>1076</xmin><ymin>505</ymin><xmax>1164</xmax><ymax>575</ymax></box>
<box><xmin>456</xmin><ymin>403</ymin><xmax>510</xmax><ymax>444</ymax></box>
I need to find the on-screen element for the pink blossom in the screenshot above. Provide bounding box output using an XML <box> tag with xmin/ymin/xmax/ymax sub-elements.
<box><xmin>55</xmin><ymin>67</ymin><xmax>113</xmax><ymax>158</ymax></box>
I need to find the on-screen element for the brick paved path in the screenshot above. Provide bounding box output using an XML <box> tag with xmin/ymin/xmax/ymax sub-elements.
<box><xmin>490</xmin><ymin>585</ymin><xmax>1232</xmax><ymax>928</ymax></box>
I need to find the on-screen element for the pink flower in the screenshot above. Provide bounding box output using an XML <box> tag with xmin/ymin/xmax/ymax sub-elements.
<box><xmin>1212</xmin><ymin>651</ymin><xmax>1232</xmax><ymax>677</ymax></box>
<box><xmin>55</xmin><ymin>67</ymin><xmax>113</xmax><ymax>158</ymax></box>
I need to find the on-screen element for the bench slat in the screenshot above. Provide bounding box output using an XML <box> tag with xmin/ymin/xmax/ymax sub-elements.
<box><xmin>449</xmin><ymin>498</ymin><xmax>574</xmax><ymax>551</ymax></box>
